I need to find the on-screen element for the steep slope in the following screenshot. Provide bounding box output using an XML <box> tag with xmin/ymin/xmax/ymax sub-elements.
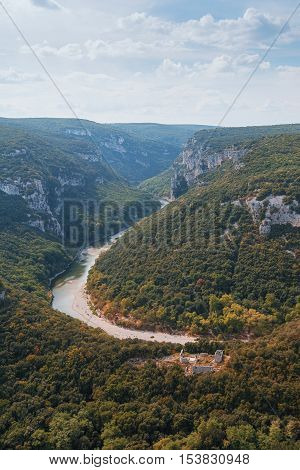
<box><xmin>0</xmin><ymin>118</ymin><xmax>203</xmax><ymax>184</ymax></box>
<box><xmin>0</xmin><ymin>189</ymin><xmax>299</xmax><ymax>450</ymax></box>
<box><xmin>0</xmin><ymin>127</ymin><xmax>299</xmax><ymax>450</ymax></box>
<box><xmin>88</xmin><ymin>134</ymin><xmax>300</xmax><ymax>334</ymax></box>
<box><xmin>1</xmin><ymin>244</ymin><xmax>299</xmax><ymax>450</ymax></box>
<box><xmin>0</xmin><ymin>123</ymin><xmax>157</xmax><ymax>245</ymax></box>
<box><xmin>171</xmin><ymin>124</ymin><xmax>300</xmax><ymax>198</ymax></box>
<box><xmin>138</xmin><ymin>168</ymin><xmax>173</xmax><ymax>198</ymax></box>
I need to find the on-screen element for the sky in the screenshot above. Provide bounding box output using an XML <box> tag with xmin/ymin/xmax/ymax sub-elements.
<box><xmin>0</xmin><ymin>0</ymin><xmax>299</xmax><ymax>125</ymax></box>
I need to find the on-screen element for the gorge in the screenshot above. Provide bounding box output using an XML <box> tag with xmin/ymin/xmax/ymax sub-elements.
<box><xmin>0</xmin><ymin>119</ymin><xmax>299</xmax><ymax>451</ymax></box>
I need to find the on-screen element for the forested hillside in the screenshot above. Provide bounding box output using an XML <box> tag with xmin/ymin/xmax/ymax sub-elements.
<box><xmin>140</xmin><ymin>124</ymin><xmax>300</xmax><ymax>198</ymax></box>
<box><xmin>0</xmin><ymin>118</ymin><xmax>202</xmax><ymax>184</ymax></box>
<box><xmin>0</xmin><ymin>123</ymin><xmax>158</xmax><ymax>245</ymax></box>
<box><xmin>139</xmin><ymin>168</ymin><xmax>173</xmax><ymax>198</ymax></box>
<box><xmin>171</xmin><ymin>124</ymin><xmax>300</xmax><ymax>198</ymax></box>
<box><xmin>111</xmin><ymin>123</ymin><xmax>210</xmax><ymax>148</ymax></box>
<box><xmin>1</xmin><ymin>275</ymin><xmax>299</xmax><ymax>450</ymax></box>
<box><xmin>0</xmin><ymin>209</ymin><xmax>299</xmax><ymax>450</ymax></box>
<box><xmin>88</xmin><ymin>134</ymin><xmax>300</xmax><ymax>334</ymax></box>
<box><xmin>0</xmin><ymin>123</ymin><xmax>299</xmax><ymax>451</ymax></box>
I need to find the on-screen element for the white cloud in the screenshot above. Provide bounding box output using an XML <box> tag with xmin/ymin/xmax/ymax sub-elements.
<box><xmin>234</xmin><ymin>54</ymin><xmax>270</xmax><ymax>70</ymax></box>
<box><xmin>276</xmin><ymin>65</ymin><xmax>300</xmax><ymax>81</ymax></box>
<box><xmin>84</xmin><ymin>38</ymin><xmax>184</xmax><ymax>60</ymax></box>
<box><xmin>156</xmin><ymin>55</ymin><xmax>271</xmax><ymax>80</ymax></box>
<box><xmin>176</xmin><ymin>8</ymin><xmax>286</xmax><ymax>49</ymax></box>
<box><xmin>156</xmin><ymin>58</ymin><xmax>188</xmax><ymax>77</ymax></box>
<box><xmin>277</xmin><ymin>65</ymin><xmax>300</xmax><ymax>74</ymax></box>
<box><xmin>29</xmin><ymin>37</ymin><xmax>183</xmax><ymax>61</ymax></box>
<box><xmin>66</xmin><ymin>71</ymin><xmax>116</xmax><ymax>84</ymax></box>
<box><xmin>16</xmin><ymin>7</ymin><xmax>293</xmax><ymax>65</ymax></box>
<box><xmin>0</xmin><ymin>4</ymin><xmax>298</xmax><ymax>125</ymax></box>
<box><xmin>0</xmin><ymin>68</ymin><xmax>43</xmax><ymax>84</ymax></box>
<box><xmin>85</xmin><ymin>38</ymin><xmax>149</xmax><ymax>59</ymax></box>
<box><xmin>118</xmin><ymin>8</ymin><xmax>287</xmax><ymax>50</ymax></box>
<box><xmin>259</xmin><ymin>61</ymin><xmax>271</xmax><ymax>70</ymax></box>
<box><xmin>21</xmin><ymin>42</ymin><xmax>83</xmax><ymax>60</ymax></box>
<box><xmin>235</xmin><ymin>54</ymin><xmax>260</xmax><ymax>66</ymax></box>
<box><xmin>31</xmin><ymin>0</ymin><xmax>62</xmax><ymax>10</ymax></box>
<box><xmin>118</xmin><ymin>12</ymin><xmax>171</xmax><ymax>33</ymax></box>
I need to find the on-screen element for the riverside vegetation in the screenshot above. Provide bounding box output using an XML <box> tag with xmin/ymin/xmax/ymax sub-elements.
<box><xmin>0</xmin><ymin>121</ymin><xmax>299</xmax><ymax>450</ymax></box>
<box><xmin>88</xmin><ymin>134</ymin><xmax>300</xmax><ymax>336</ymax></box>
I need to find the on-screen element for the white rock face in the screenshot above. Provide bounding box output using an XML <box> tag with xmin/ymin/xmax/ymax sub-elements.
<box><xmin>104</xmin><ymin>135</ymin><xmax>127</xmax><ymax>154</ymax></box>
<box><xmin>171</xmin><ymin>144</ymin><xmax>248</xmax><ymax>197</ymax></box>
<box><xmin>26</xmin><ymin>179</ymin><xmax>52</xmax><ymax>214</ymax></box>
<box><xmin>0</xmin><ymin>181</ymin><xmax>20</xmax><ymax>195</ymax></box>
<box><xmin>232</xmin><ymin>199</ymin><xmax>242</xmax><ymax>207</ymax></box>
<box><xmin>28</xmin><ymin>218</ymin><xmax>46</xmax><ymax>232</ymax></box>
<box><xmin>58</xmin><ymin>176</ymin><xmax>83</xmax><ymax>187</ymax></box>
<box><xmin>0</xmin><ymin>177</ymin><xmax>63</xmax><ymax>235</ymax></box>
<box><xmin>4</xmin><ymin>148</ymin><xmax>27</xmax><ymax>157</ymax></box>
<box><xmin>65</xmin><ymin>128</ymin><xmax>91</xmax><ymax>137</ymax></box>
<box><xmin>245</xmin><ymin>195</ymin><xmax>300</xmax><ymax>235</ymax></box>
<box><xmin>77</xmin><ymin>153</ymin><xmax>99</xmax><ymax>162</ymax></box>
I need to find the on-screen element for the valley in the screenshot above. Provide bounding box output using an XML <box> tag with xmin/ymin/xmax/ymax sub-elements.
<box><xmin>52</xmin><ymin>227</ymin><xmax>194</xmax><ymax>345</ymax></box>
<box><xmin>0</xmin><ymin>118</ymin><xmax>299</xmax><ymax>451</ymax></box>
<box><xmin>87</xmin><ymin>133</ymin><xmax>300</xmax><ymax>337</ymax></box>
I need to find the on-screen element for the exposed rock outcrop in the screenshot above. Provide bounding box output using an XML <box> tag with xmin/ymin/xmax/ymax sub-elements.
<box><xmin>65</xmin><ymin>128</ymin><xmax>91</xmax><ymax>137</ymax></box>
<box><xmin>245</xmin><ymin>195</ymin><xmax>300</xmax><ymax>235</ymax></box>
<box><xmin>171</xmin><ymin>140</ymin><xmax>247</xmax><ymax>199</ymax></box>
<box><xmin>104</xmin><ymin>135</ymin><xmax>127</xmax><ymax>154</ymax></box>
<box><xmin>0</xmin><ymin>174</ymin><xmax>88</xmax><ymax>236</ymax></box>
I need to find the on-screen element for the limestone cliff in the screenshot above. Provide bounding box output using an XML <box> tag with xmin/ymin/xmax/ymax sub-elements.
<box><xmin>245</xmin><ymin>195</ymin><xmax>300</xmax><ymax>235</ymax></box>
<box><xmin>0</xmin><ymin>173</ymin><xmax>84</xmax><ymax>236</ymax></box>
<box><xmin>170</xmin><ymin>124</ymin><xmax>300</xmax><ymax>200</ymax></box>
<box><xmin>171</xmin><ymin>138</ymin><xmax>247</xmax><ymax>199</ymax></box>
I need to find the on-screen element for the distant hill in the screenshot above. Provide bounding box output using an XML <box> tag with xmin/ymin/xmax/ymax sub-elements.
<box><xmin>0</xmin><ymin>120</ymin><xmax>299</xmax><ymax>451</ymax></box>
<box><xmin>0</xmin><ymin>118</ymin><xmax>209</xmax><ymax>184</ymax></box>
<box><xmin>0</xmin><ymin>122</ymin><xmax>157</xmax><ymax>245</ymax></box>
<box><xmin>139</xmin><ymin>168</ymin><xmax>173</xmax><ymax>198</ymax></box>
<box><xmin>111</xmin><ymin>123</ymin><xmax>212</xmax><ymax>147</ymax></box>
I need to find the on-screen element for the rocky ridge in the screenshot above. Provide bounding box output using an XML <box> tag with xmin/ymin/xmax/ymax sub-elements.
<box><xmin>171</xmin><ymin>141</ymin><xmax>247</xmax><ymax>198</ymax></box>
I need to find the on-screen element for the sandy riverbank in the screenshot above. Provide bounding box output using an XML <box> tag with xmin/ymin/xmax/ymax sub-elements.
<box><xmin>52</xmin><ymin>198</ymin><xmax>196</xmax><ymax>344</ymax></box>
<box><xmin>71</xmin><ymin>284</ymin><xmax>195</xmax><ymax>344</ymax></box>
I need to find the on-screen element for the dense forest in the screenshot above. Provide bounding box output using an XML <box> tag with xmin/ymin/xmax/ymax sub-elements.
<box><xmin>0</xmin><ymin>124</ymin><xmax>299</xmax><ymax>450</ymax></box>
<box><xmin>0</xmin><ymin>123</ymin><xmax>160</xmax><ymax>247</ymax></box>
<box><xmin>88</xmin><ymin>135</ymin><xmax>300</xmax><ymax>335</ymax></box>
<box><xmin>0</xmin><ymin>118</ymin><xmax>204</xmax><ymax>184</ymax></box>
<box><xmin>142</xmin><ymin>123</ymin><xmax>300</xmax><ymax>197</ymax></box>
<box><xmin>139</xmin><ymin>168</ymin><xmax>173</xmax><ymax>198</ymax></box>
<box><xmin>1</xmin><ymin>279</ymin><xmax>299</xmax><ymax>449</ymax></box>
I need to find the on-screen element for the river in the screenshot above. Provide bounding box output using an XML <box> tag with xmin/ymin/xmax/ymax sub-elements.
<box><xmin>52</xmin><ymin>200</ymin><xmax>194</xmax><ymax>345</ymax></box>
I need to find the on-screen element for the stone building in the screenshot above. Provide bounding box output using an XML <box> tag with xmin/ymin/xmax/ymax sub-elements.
<box><xmin>214</xmin><ymin>350</ymin><xmax>224</xmax><ymax>364</ymax></box>
<box><xmin>179</xmin><ymin>349</ymin><xmax>189</xmax><ymax>364</ymax></box>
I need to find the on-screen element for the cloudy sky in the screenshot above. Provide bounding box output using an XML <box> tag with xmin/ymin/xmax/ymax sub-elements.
<box><xmin>0</xmin><ymin>0</ymin><xmax>299</xmax><ymax>125</ymax></box>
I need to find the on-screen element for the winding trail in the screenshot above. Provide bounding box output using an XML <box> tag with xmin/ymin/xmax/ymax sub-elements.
<box><xmin>52</xmin><ymin>202</ymin><xmax>196</xmax><ymax>345</ymax></box>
